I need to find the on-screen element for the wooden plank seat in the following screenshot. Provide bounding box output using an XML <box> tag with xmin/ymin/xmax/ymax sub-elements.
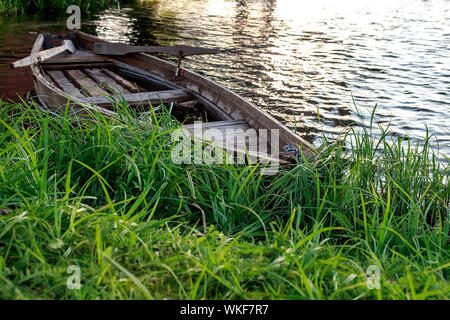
<box><xmin>80</xmin><ymin>89</ymin><xmax>192</xmax><ymax>107</ymax></box>
<box><xmin>183</xmin><ymin>120</ymin><xmax>257</xmax><ymax>148</ymax></box>
<box><xmin>43</xmin><ymin>49</ymin><xmax>111</xmax><ymax>63</ymax></box>
<box><xmin>43</xmin><ymin>55</ymin><xmax>112</xmax><ymax>65</ymax></box>
<box><xmin>182</xmin><ymin>120</ymin><xmax>283</xmax><ymax>163</ymax></box>
<box><xmin>41</xmin><ymin>50</ymin><xmax>114</xmax><ymax>70</ymax></box>
<box><xmin>183</xmin><ymin>120</ymin><xmax>253</xmax><ymax>141</ymax></box>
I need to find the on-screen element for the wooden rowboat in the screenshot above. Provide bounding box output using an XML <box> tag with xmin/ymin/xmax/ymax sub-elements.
<box><xmin>29</xmin><ymin>31</ymin><xmax>314</xmax><ymax>162</ymax></box>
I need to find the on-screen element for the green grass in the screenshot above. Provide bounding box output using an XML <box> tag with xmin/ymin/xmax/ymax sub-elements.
<box><xmin>0</xmin><ymin>98</ymin><xmax>448</xmax><ymax>299</ymax></box>
<box><xmin>0</xmin><ymin>0</ymin><xmax>120</xmax><ymax>15</ymax></box>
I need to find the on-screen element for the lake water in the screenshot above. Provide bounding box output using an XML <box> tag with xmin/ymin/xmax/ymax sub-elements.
<box><xmin>1</xmin><ymin>0</ymin><xmax>449</xmax><ymax>158</ymax></box>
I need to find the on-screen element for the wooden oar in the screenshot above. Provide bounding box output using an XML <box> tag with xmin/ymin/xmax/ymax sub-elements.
<box><xmin>93</xmin><ymin>42</ymin><xmax>220</xmax><ymax>57</ymax></box>
<box><xmin>11</xmin><ymin>40</ymin><xmax>76</xmax><ymax>69</ymax></box>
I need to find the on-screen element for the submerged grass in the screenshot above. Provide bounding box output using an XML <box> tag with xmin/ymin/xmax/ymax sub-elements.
<box><xmin>0</xmin><ymin>98</ymin><xmax>448</xmax><ymax>299</ymax></box>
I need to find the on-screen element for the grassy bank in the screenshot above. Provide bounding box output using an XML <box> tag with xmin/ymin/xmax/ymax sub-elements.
<box><xmin>0</xmin><ymin>0</ymin><xmax>120</xmax><ymax>15</ymax></box>
<box><xmin>0</xmin><ymin>99</ymin><xmax>448</xmax><ymax>299</ymax></box>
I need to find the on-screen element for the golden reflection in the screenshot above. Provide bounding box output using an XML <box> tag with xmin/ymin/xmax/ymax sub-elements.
<box><xmin>274</xmin><ymin>0</ymin><xmax>400</xmax><ymax>26</ymax></box>
<box><xmin>274</xmin><ymin>0</ymin><xmax>327</xmax><ymax>23</ymax></box>
<box><xmin>151</xmin><ymin>0</ymin><xmax>235</xmax><ymax>18</ymax></box>
<box><xmin>95</xmin><ymin>8</ymin><xmax>136</xmax><ymax>43</ymax></box>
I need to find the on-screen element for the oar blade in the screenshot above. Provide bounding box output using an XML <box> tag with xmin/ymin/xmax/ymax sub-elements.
<box><xmin>172</xmin><ymin>45</ymin><xmax>220</xmax><ymax>56</ymax></box>
<box><xmin>93</xmin><ymin>42</ymin><xmax>132</xmax><ymax>55</ymax></box>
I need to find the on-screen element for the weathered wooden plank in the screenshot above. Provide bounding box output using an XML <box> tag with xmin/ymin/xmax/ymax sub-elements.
<box><xmin>183</xmin><ymin>120</ymin><xmax>248</xmax><ymax>130</ymax></box>
<box><xmin>184</xmin><ymin>121</ymin><xmax>258</xmax><ymax>155</ymax></box>
<box><xmin>221</xmin><ymin>128</ymin><xmax>257</xmax><ymax>139</ymax></box>
<box><xmin>46</xmin><ymin>70</ymin><xmax>85</xmax><ymax>98</ymax></box>
<box><xmin>191</xmin><ymin>125</ymin><xmax>257</xmax><ymax>148</ymax></box>
<box><xmin>191</xmin><ymin>136</ymin><xmax>285</xmax><ymax>165</ymax></box>
<box><xmin>43</xmin><ymin>55</ymin><xmax>112</xmax><ymax>65</ymax></box>
<box><xmin>55</xmin><ymin>49</ymin><xmax>105</xmax><ymax>57</ymax></box>
<box><xmin>84</xmin><ymin>68</ymin><xmax>130</xmax><ymax>94</ymax></box>
<box><xmin>202</xmin><ymin>133</ymin><xmax>256</xmax><ymax>147</ymax></box>
<box><xmin>80</xmin><ymin>89</ymin><xmax>192</xmax><ymax>107</ymax></box>
<box><xmin>101</xmin><ymin>68</ymin><xmax>139</xmax><ymax>93</ymax></box>
<box><xmin>65</xmin><ymin>69</ymin><xmax>110</xmax><ymax>96</ymax></box>
<box><xmin>187</xmin><ymin>130</ymin><xmax>282</xmax><ymax>164</ymax></box>
<box><xmin>42</xmin><ymin>62</ymin><xmax>114</xmax><ymax>70</ymax></box>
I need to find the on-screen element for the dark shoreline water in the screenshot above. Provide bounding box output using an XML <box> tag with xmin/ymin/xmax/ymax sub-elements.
<box><xmin>0</xmin><ymin>0</ymin><xmax>449</xmax><ymax>158</ymax></box>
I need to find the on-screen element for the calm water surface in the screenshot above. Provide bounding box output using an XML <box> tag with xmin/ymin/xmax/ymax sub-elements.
<box><xmin>1</xmin><ymin>0</ymin><xmax>449</xmax><ymax>157</ymax></box>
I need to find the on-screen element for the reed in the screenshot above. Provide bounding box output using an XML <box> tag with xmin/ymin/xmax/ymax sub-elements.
<box><xmin>0</xmin><ymin>98</ymin><xmax>448</xmax><ymax>299</ymax></box>
<box><xmin>0</xmin><ymin>0</ymin><xmax>120</xmax><ymax>15</ymax></box>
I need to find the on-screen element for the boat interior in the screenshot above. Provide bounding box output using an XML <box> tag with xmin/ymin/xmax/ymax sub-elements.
<box><xmin>41</xmin><ymin>34</ymin><xmax>214</xmax><ymax>123</ymax></box>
